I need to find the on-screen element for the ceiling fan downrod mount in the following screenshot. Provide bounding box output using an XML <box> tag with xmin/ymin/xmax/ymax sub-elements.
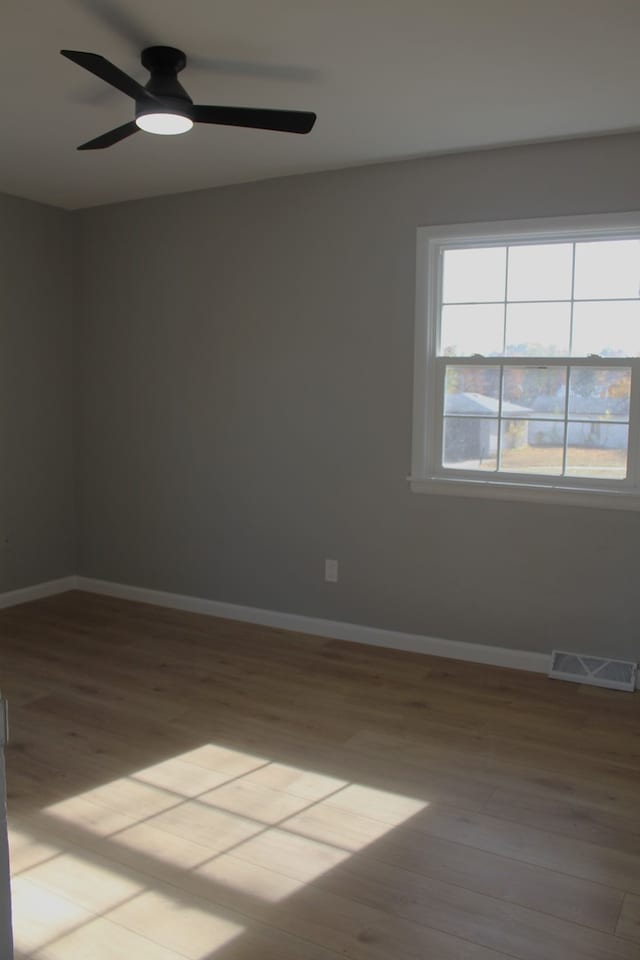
<box><xmin>140</xmin><ymin>46</ymin><xmax>191</xmax><ymax>106</ymax></box>
<box><xmin>141</xmin><ymin>46</ymin><xmax>187</xmax><ymax>75</ymax></box>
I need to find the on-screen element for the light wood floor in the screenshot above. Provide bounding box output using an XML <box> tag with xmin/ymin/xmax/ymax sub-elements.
<box><xmin>1</xmin><ymin>591</ymin><xmax>640</xmax><ymax>960</ymax></box>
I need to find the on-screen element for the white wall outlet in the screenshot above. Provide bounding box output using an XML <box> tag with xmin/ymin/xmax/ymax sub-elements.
<box><xmin>324</xmin><ymin>558</ymin><xmax>338</xmax><ymax>583</ymax></box>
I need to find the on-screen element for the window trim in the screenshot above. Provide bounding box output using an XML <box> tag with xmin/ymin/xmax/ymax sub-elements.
<box><xmin>411</xmin><ymin>212</ymin><xmax>640</xmax><ymax>510</ymax></box>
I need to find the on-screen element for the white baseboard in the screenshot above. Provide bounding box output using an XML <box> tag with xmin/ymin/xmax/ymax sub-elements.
<box><xmin>0</xmin><ymin>576</ymin><xmax>78</xmax><ymax>610</ymax></box>
<box><xmin>75</xmin><ymin>576</ymin><xmax>550</xmax><ymax>675</ymax></box>
<box><xmin>0</xmin><ymin>574</ymin><xmax>550</xmax><ymax>675</ymax></box>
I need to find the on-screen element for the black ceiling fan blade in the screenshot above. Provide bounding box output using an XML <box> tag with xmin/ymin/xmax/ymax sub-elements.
<box><xmin>77</xmin><ymin>121</ymin><xmax>140</xmax><ymax>150</ymax></box>
<box><xmin>61</xmin><ymin>49</ymin><xmax>156</xmax><ymax>104</ymax></box>
<box><xmin>192</xmin><ymin>104</ymin><xmax>316</xmax><ymax>134</ymax></box>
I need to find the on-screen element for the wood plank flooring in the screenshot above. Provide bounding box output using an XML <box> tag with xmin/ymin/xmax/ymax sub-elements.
<box><xmin>1</xmin><ymin>590</ymin><xmax>640</xmax><ymax>959</ymax></box>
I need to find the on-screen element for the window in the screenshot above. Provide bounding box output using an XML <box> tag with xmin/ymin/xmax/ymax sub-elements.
<box><xmin>411</xmin><ymin>213</ymin><xmax>640</xmax><ymax>509</ymax></box>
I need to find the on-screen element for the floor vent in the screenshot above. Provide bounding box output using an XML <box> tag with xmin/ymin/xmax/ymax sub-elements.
<box><xmin>549</xmin><ymin>650</ymin><xmax>638</xmax><ymax>692</ymax></box>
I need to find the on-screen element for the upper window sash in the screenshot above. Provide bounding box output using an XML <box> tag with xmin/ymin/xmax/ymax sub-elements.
<box><xmin>432</xmin><ymin>238</ymin><xmax>640</xmax><ymax>360</ymax></box>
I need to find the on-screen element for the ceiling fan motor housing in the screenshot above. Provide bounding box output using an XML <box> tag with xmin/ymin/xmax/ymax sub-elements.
<box><xmin>136</xmin><ymin>46</ymin><xmax>193</xmax><ymax>123</ymax></box>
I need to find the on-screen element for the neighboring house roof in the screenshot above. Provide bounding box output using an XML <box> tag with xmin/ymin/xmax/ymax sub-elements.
<box><xmin>533</xmin><ymin>395</ymin><xmax>628</xmax><ymax>417</ymax></box>
<box><xmin>448</xmin><ymin>391</ymin><xmax>628</xmax><ymax>419</ymax></box>
<box><xmin>445</xmin><ymin>392</ymin><xmax>531</xmax><ymax>415</ymax></box>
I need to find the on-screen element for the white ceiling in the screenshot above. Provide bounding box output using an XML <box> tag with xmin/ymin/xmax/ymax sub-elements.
<box><xmin>3</xmin><ymin>0</ymin><xmax>640</xmax><ymax>209</ymax></box>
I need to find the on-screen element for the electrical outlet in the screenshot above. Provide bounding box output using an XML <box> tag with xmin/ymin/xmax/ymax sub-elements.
<box><xmin>324</xmin><ymin>558</ymin><xmax>338</xmax><ymax>583</ymax></box>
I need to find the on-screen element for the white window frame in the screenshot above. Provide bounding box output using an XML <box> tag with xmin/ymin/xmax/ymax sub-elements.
<box><xmin>411</xmin><ymin>212</ymin><xmax>640</xmax><ymax>510</ymax></box>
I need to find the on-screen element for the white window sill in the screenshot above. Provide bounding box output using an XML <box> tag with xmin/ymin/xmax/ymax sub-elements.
<box><xmin>409</xmin><ymin>476</ymin><xmax>640</xmax><ymax>510</ymax></box>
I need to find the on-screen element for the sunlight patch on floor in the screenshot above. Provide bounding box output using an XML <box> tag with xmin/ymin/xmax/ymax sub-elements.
<box><xmin>11</xmin><ymin>877</ymin><xmax>94</xmax><ymax>956</ymax></box>
<box><xmin>105</xmin><ymin>886</ymin><xmax>246</xmax><ymax>959</ymax></box>
<box><xmin>240</xmin><ymin>761</ymin><xmax>347</xmax><ymax>801</ymax></box>
<box><xmin>15</xmin><ymin>849</ymin><xmax>146</xmax><ymax>914</ymax></box>
<box><xmin>31</xmin><ymin>914</ymin><xmax>204</xmax><ymax>960</ymax></box>
<box><xmin>228</xmin><ymin>827</ymin><xmax>353</xmax><ymax>885</ymax></box>
<box><xmin>199</xmin><ymin>778</ymin><xmax>316</xmax><ymax>824</ymax></box>
<box><xmin>113</xmin><ymin>820</ymin><xmax>219</xmax><ymax>871</ymax></box>
<box><xmin>39</xmin><ymin>795</ymin><xmax>136</xmax><ymax>836</ymax></box>
<box><xmin>67</xmin><ymin>776</ymin><xmax>180</xmax><ymax>819</ymax></box>
<box><xmin>12</xmin><ymin>743</ymin><xmax>428</xmax><ymax>958</ymax></box>
<box><xmin>9</xmin><ymin>826</ymin><xmax>65</xmax><ymax>874</ymax></box>
<box><xmin>195</xmin><ymin>850</ymin><xmax>304</xmax><ymax>902</ymax></box>
<box><xmin>323</xmin><ymin>783</ymin><xmax>431</xmax><ymax>825</ymax></box>
<box><xmin>133</xmin><ymin>757</ymin><xmax>234</xmax><ymax>797</ymax></box>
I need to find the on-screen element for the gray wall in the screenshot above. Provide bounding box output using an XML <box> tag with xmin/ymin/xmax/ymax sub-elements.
<box><xmin>0</xmin><ymin>194</ymin><xmax>75</xmax><ymax>591</ymax></box>
<box><xmin>75</xmin><ymin>133</ymin><xmax>640</xmax><ymax>659</ymax></box>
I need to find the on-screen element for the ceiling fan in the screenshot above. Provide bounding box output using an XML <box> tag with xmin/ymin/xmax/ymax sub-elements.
<box><xmin>61</xmin><ymin>45</ymin><xmax>317</xmax><ymax>150</ymax></box>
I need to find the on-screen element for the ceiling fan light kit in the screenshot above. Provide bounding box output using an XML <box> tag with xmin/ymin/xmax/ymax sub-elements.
<box><xmin>136</xmin><ymin>113</ymin><xmax>193</xmax><ymax>135</ymax></box>
<box><xmin>61</xmin><ymin>45</ymin><xmax>316</xmax><ymax>150</ymax></box>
